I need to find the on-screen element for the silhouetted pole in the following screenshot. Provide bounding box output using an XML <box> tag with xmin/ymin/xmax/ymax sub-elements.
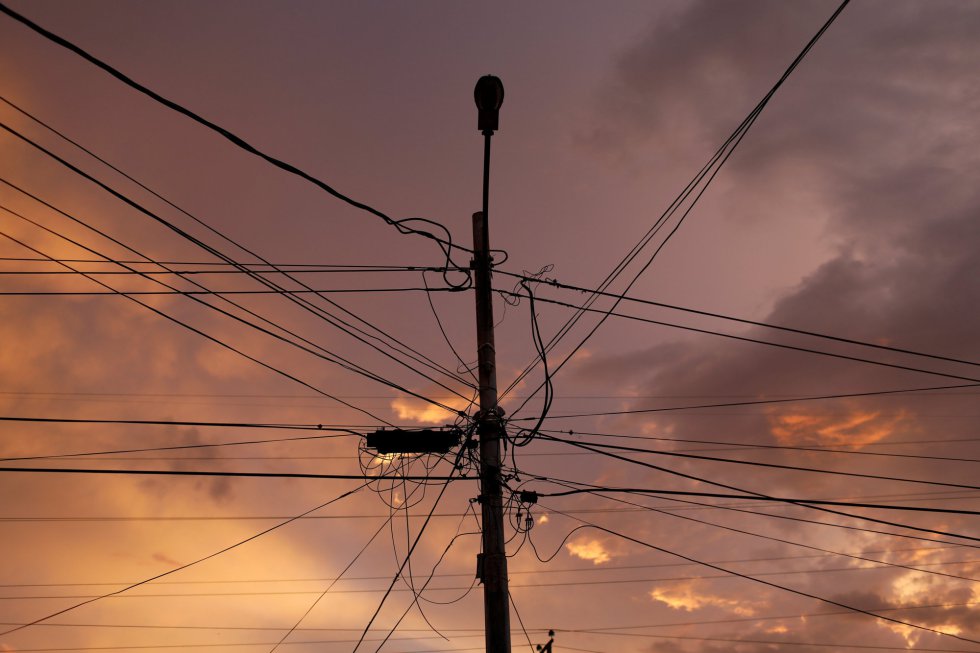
<box><xmin>472</xmin><ymin>75</ymin><xmax>511</xmax><ymax>653</ymax></box>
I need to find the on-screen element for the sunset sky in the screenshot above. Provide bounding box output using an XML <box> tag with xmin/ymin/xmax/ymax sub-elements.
<box><xmin>2</xmin><ymin>1</ymin><xmax>980</xmax><ymax>652</ymax></box>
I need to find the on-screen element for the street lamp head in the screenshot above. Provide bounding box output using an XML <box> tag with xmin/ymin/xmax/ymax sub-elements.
<box><xmin>474</xmin><ymin>75</ymin><xmax>504</xmax><ymax>134</ymax></box>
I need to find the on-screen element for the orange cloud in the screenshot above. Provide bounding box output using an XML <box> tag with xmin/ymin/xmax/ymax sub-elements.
<box><xmin>767</xmin><ymin>407</ymin><xmax>908</xmax><ymax>448</ymax></box>
<box><xmin>390</xmin><ymin>394</ymin><xmax>471</xmax><ymax>424</ymax></box>
<box><xmin>649</xmin><ymin>581</ymin><xmax>762</xmax><ymax>615</ymax></box>
<box><xmin>566</xmin><ymin>537</ymin><xmax>612</xmax><ymax>565</ymax></box>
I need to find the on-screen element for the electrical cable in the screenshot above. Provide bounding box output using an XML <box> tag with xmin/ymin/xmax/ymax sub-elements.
<box><xmin>540</xmin><ymin>427</ymin><xmax>980</xmax><ymax>464</ymax></box>
<box><xmin>0</xmin><ymin>177</ymin><xmax>471</xmax><ymax>407</ymax></box>
<box><xmin>535</xmin><ymin>486</ymin><xmax>980</xmax><ymax>517</ymax></box>
<box><xmin>0</xmin><ymin>204</ymin><xmax>460</xmax><ymax>420</ymax></box>
<box><xmin>422</xmin><ymin>270</ymin><xmax>479</xmax><ymax>384</ymax></box>
<box><xmin>509</xmin><ymin>382</ymin><xmax>980</xmax><ymax>420</ymax></box>
<box><xmin>414</xmin><ymin>503</ymin><xmax>483</xmax><ymax>606</ymax></box>
<box><xmin>524</xmin><ymin>473</ymin><xmax>980</xmax><ymax>549</ymax></box>
<box><xmin>0</xmin><ymin>483</ymin><xmax>369</xmax><ymax>638</ymax></box>
<box><xmin>0</xmin><ymin>433</ymin><xmax>361</xmax><ymax>463</ymax></box>
<box><xmin>0</xmin><ymin>287</ymin><xmax>461</xmax><ymax>296</ymax></box>
<box><xmin>558</xmin><ymin>630</ymin><xmax>978</xmax><ymax>653</ymax></box>
<box><xmin>0</xmin><ymin>467</ymin><xmax>465</xmax><ymax>481</ymax></box>
<box><xmin>0</xmin><ymin>19</ymin><xmax>480</xmax><ymax>264</ymax></box>
<box><xmin>500</xmin><ymin>1</ymin><xmax>852</xmax><ymax>413</ymax></box>
<box><xmin>0</xmin><ymin>261</ymin><xmax>457</xmax><ymax>273</ymax></box>
<box><xmin>0</xmin><ymin>94</ymin><xmax>477</xmax><ymax>373</ymax></box>
<box><xmin>497</xmin><ymin>289</ymin><xmax>980</xmax><ymax>386</ymax></box>
<box><xmin>0</xmin><ymin>416</ymin><xmax>335</xmax><ymax>430</ymax></box>
<box><xmin>370</xmin><ymin>513</ymin><xmax>483</xmax><ymax>652</ymax></box>
<box><xmin>509</xmin><ymin>591</ymin><xmax>536</xmax><ymax>653</ymax></box>
<box><xmin>0</xmin><ymin>222</ymin><xmax>396</xmax><ymax>423</ymax></box>
<box><xmin>511</xmin><ymin>279</ymin><xmax>553</xmax><ymax>448</ymax></box>
<box><xmin>351</xmin><ymin>445</ymin><xmax>467</xmax><ymax>653</ymax></box>
<box><xmin>496</xmin><ymin>271</ymin><xmax>980</xmax><ymax>370</ymax></box>
<box><xmin>0</xmin><ymin>107</ymin><xmax>475</xmax><ymax>391</ymax></box>
<box><xmin>267</xmin><ymin>515</ymin><xmax>395</xmax><ymax>653</ymax></box>
<box><xmin>531</xmin><ymin>480</ymin><xmax>980</xmax><ymax>584</ymax></box>
<box><xmin>520</xmin><ymin>440</ymin><xmax>980</xmax><ymax>543</ymax></box>
<box><xmin>5</xmin><ymin>544</ymin><xmax>974</xmax><ymax>589</ymax></box>
<box><xmin>535</xmin><ymin>432</ymin><xmax>980</xmax><ymax>492</ymax></box>
<box><xmin>540</xmin><ymin>503</ymin><xmax>980</xmax><ymax>647</ymax></box>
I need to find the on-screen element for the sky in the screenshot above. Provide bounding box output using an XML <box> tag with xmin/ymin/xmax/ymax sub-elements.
<box><xmin>1</xmin><ymin>1</ymin><xmax>980</xmax><ymax>652</ymax></box>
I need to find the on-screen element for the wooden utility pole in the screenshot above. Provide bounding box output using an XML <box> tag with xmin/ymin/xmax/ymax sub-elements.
<box><xmin>472</xmin><ymin>75</ymin><xmax>511</xmax><ymax>653</ymax></box>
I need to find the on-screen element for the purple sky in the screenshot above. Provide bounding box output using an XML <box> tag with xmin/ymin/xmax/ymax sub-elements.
<box><xmin>2</xmin><ymin>2</ymin><xmax>979</xmax><ymax>652</ymax></box>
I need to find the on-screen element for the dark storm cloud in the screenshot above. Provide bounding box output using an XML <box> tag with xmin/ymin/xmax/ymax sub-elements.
<box><xmin>572</xmin><ymin>0</ymin><xmax>980</xmax><ymax>423</ymax></box>
<box><xmin>559</xmin><ymin>5</ymin><xmax>980</xmax><ymax>644</ymax></box>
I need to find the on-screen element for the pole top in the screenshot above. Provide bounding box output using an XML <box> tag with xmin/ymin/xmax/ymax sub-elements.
<box><xmin>474</xmin><ymin>75</ymin><xmax>504</xmax><ymax>134</ymax></box>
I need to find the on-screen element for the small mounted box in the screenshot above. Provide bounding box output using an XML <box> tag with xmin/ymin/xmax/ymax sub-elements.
<box><xmin>365</xmin><ymin>428</ymin><xmax>461</xmax><ymax>455</ymax></box>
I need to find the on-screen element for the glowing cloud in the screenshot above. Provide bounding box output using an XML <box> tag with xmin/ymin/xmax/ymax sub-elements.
<box><xmin>767</xmin><ymin>408</ymin><xmax>908</xmax><ymax>448</ymax></box>
<box><xmin>390</xmin><ymin>395</ymin><xmax>471</xmax><ymax>424</ymax></box>
<box><xmin>566</xmin><ymin>538</ymin><xmax>612</xmax><ymax>565</ymax></box>
<box><xmin>650</xmin><ymin>581</ymin><xmax>761</xmax><ymax>616</ymax></box>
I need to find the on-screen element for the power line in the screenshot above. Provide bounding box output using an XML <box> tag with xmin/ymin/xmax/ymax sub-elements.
<box><xmin>368</xmin><ymin>511</ymin><xmax>482</xmax><ymax>650</ymax></box>
<box><xmin>535</xmin><ymin>432</ymin><xmax>980</xmax><ymax>491</ymax></box>
<box><xmin>0</xmin><ymin>483</ymin><xmax>369</xmax><ymax>638</ymax></box>
<box><xmin>268</xmin><ymin>514</ymin><xmax>396</xmax><ymax>653</ymax></box>
<box><xmin>0</xmin><ymin>467</ymin><xmax>467</xmax><ymax>481</ymax></box>
<box><xmin>0</xmin><ymin>287</ymin><xmax>460</xmax><ymax>296</ymax></box>
<box><xmin>59</xmin><ymin>558</ymin><xmax>943</xmax><ymax>595</ymax></box>
<box><xmin>518</xmin><ymin>443</ymin><xmax>980</xmax><ymax>543</ymax></box>
<box><xmin>0</xmin><ymin>438</ymin><xmax>361</xmax><ymax>464</ymax></box>
<box><xmin>0</xmin><ymin>209</ymin><xmax>398</xmax><ymax>424</ymax></box>
<box><xmin>522</xmin><ymin>442</ymin><xmax>980</xmax><ymax>543</ymax></box>
<box><xmin>526</xmin><ymin>474</ymin><xmax>980</xmax><ymax>549</ymax></box>
<box><xmin>0</xmin><ymin>415</ymin><xmax>336</xmax><ymax>430</ymax></box>
<box><xmin>0</xmin><ymin>610</ymin><xmax>973</xmax><ymax>636</ymax></box>
<box><xmin>6</xmin><ymin>489</ymin><xmax>973</xmax><ymax>522</ymax></box>
<box><xmin>535</xmin><ymin>486</ymin><xmax>980</xmax><ymax>516</ymax></box>
<box><xmin>0</xmin><ymin>11</ymin><xmax>479</xmax><ymax>262</ymax></box>
<box><xmin>497</xmin><ymin>289</ymin><xmax>980</xmax><ymax>386</ymax></box>
<box><xmin>0</xmin><ymin>93</ymin><xmax>482</xmax><ymax>390</ymax></box>
<box><xmin>351</xmin><ymin>447</ymin><xmax>467</xmax><ymax>653</ymax></box>
<box><xmin>0</xmin><ymin>256</ymin><xmax>456</xmax><ymax>272</ymax></box>
<box><xmin>541</xmin><ymin>427</ymin><xmax>980</xmax><ymax>463</ymax></box>
<box><xmin>6</xmin><ymin>547</ymin><xmax>973</xmax><ymax>589</ymax></box>
<box><xmin>560</xmin><ymin>631</ymin><xmax>977</xmax><ymax>653</ymax></box>
<box><xmin>0</xmin><ymin>177</ymin><xmax>470</xmax><ymax>408</ymax></box>
<box><xmin>496</xmin><ymin>271</ymin><xmax>980</xmax><ymax>370</ymax></box>
<box><xmin>500</xmin><ymin>0</ymin><xmax>852</xmax><ymax>413</ymax></box>
<box><xmin>509</xmin><ymin>382</ymin><xmax>980</xmax><ymax>420</ymax></box>
<box><xmin>0</xmin><ymin>96</ymin><xmax>477</xmax><ymax>392</ymax></box>
<box><xmin>531</xmin><ymin>482</ymin><xmax>980</xmax><ymax>585</ymax></box>
<box><xmin>541</xmin><ymin>503</ymin><xmax>980</xmax><ymax>647</ymax></box>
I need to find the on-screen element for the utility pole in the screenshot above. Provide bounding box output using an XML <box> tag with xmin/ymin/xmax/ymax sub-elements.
<box><xmin>472</xmin><ymin>74</ymin><xmax>511</xmax><ymax>653</ymax></box>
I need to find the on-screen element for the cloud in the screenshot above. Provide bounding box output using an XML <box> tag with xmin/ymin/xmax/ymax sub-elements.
<box><xmin>767</xmin><ymin>407</ymin><xmax>907</xmax><ymax>448</ymax></box>
<box><xmin>391</xmin><ymin>397</ymin><xmax>463</xmax><ymax>424</ymax></box>
<box><xmin>649</xmin><ymin>580</ymin><xmax>763</xmax><ymax>616</ymax></box>
<box><xmin>151</xmin><ymin>551</ymin><xmax>181</xmax><ymax>567</ymax></box>
<box><xmin>566</xmin><ymin>537</ymin><xmax>612</xmax><ymax>565</ymax></box>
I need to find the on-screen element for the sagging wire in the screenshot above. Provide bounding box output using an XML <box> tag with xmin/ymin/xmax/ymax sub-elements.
<box><xmin>500</xmin><ymin>277</ymin><xmax>554</xmax><ymax>481</ymax></box>
<box><xmin>500</xmin><ymin>485</ymin><xmax>542</xmax><ymax>559</ymax></box>
<box><xmin>357</xmin><ymin>437</ymin><xmax>465</xmax><ymax>511</ymax></box>
<box><xmin>497</xmin><ymin>263</ymin><xmax>553</xmax><ymax>331</ymax></box>
<box><xmin>0</xmin><ymin>4</ymin><xmax>505</xmax><ymax>286</ymax></box>
<box><xmin>416</xmin><ymin>500</ymin><xmax>484</xmax><ymax>606</ymax></box>
<box><xmin>387</xmin><ymin>474</ymin><xmax>445</xmax><ymax>640</ymax></box>
<box><xmin>422</xmin><ymin>270</ymin><xmax>480</xmax><ymax>383</ymax></box>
